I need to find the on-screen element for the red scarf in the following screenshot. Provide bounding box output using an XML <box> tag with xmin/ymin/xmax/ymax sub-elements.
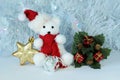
<box><xmin>39</xmin><ymin>34</ymin><xmax>61</xmax><ymax>57</ymax></box>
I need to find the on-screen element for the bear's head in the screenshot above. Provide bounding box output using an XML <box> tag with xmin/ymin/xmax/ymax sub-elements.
<box><xmin>29</xmin><ymin>16</ymin><xmax>60</xmax><ymax>36</ymax></box>
<box><xmin>20</xmin><ymin>9</ymin><xmax>60</xmax><ymax>36</ymax></box>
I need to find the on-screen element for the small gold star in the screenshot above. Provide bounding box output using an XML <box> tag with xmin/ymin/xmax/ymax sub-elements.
<box><xmin>12</xmin><ymin>37</ymin><xmax>39</xmax><ymax>65</ymax></box>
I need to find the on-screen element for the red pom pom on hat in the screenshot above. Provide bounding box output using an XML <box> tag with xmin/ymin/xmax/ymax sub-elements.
<box><xmin>24</xmin><ymin>9</ymin><xmax>38</xmax><ymax>21</ymax></box>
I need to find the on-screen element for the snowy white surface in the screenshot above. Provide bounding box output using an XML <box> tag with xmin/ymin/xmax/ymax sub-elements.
<box><xmin>0</xmin><ymin>50</ymin><xmax>120</xmax><ymax>80</ymax></box>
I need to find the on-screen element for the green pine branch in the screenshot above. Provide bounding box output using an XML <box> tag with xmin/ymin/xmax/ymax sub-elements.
<box><xmin>94</xmin><ymin>34</ymin><xmax>105</xmax><ymax>45</ymax></box>
<box><xmin>101</xmin><ymin>48</ymin><xmax>111</xmax><ymax>59</ymax></box>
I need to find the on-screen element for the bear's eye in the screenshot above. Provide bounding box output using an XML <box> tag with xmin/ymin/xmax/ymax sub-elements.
<box><xmin>51</xmin><ymin>26</ymin><xmax>54</xmax><ymax>29</ymax></box>
<box><xmin>43</xmin><ymin>26</ymin><xmax>45</xmax><ymax>28</ymax></box>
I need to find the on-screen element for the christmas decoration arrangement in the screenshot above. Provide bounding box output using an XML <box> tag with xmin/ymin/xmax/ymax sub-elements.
<box><xmin>72</xmin><ymin>31</ymin><xmax>111</xmax><ymax>69</ymax></box>
<box><xmin>17</xmin><ymin>9</ymin><xmax>73</xmax><ymax>71</ymax></box>
<box><xmin>12</xmin><ymin>37</ymin><xmax>39</xmax><ymax>65</ymax></box>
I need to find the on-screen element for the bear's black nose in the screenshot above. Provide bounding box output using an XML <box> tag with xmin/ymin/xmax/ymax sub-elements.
<box><xmin>48</xmin><ymin>31</ymin><xmax>51</xmax><ymax>34</ymax></box>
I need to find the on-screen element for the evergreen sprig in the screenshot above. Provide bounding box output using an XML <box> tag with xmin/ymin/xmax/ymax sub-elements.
<box><xmin>72</xmin><ymin>31</ymin><xmax>111</xmax><ymax>69</ymax></box>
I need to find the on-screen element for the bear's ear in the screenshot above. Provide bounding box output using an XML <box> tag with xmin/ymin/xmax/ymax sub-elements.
<box><xmin>52</xmin><ymin>17</ymin><xmax>60</xmax><ymax>26</ymax></box>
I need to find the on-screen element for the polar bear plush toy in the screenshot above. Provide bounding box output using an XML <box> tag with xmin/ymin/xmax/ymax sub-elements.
<box><xmin>19</xmin><ymin>9</ymin><xmax>73</xmax><ymax>68</ymax></box>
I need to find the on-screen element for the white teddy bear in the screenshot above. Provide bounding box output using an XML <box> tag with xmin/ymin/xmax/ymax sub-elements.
<box><xmin>19</xmin><ymin>9</ymin><xmax>73</xmax><ymax>68</ymax></box>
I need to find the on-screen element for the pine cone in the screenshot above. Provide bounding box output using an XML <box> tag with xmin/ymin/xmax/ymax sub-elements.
<box><xmin>86</xmin><ymin>60</ymin><xmax>93</xmax><ymax>65</ymax></box>
<box><xmin>77</xmin><ymin>43</ymin><xmax>83</xmax><ymax>49</ymax></box>
<box><xmin>95</xmin><ymin>44</ymin><xmax>101</xmax><ymax>50</ymax></box>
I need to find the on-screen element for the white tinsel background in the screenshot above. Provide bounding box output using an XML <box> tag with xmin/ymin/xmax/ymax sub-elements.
<box><xmin>0</xmin><ymin>0</ymin><xmax>120</xmax><ymax>56</ymax></box>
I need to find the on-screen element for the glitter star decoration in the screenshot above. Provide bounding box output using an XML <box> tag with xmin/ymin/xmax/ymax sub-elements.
<box><xmin>12</xmin><ymin>37</ymin><xmax>39</xmax><ymax>65</ymax></box>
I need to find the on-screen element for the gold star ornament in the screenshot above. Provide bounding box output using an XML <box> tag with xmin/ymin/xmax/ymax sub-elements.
<box><xmin>12</xmin><ymin>37</ymin><xmax>39</xmax><ymax>65</ymax></box>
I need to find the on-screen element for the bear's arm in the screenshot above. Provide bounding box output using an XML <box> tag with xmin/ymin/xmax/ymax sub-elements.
<box><xmin>55</xmin><ymin>34</ymin><xmax>66</xmax><ymax>44</ymax></box>
<box><xmin>34</xmin><ymin>38</ymin><xmax>43</xmax><ymax>50</ymax></box>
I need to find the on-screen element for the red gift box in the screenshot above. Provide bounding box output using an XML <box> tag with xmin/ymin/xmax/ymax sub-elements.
<box><xmin>74</xmin><ymin>53</ymin><xmax>84</xmax><ymax>63</ymax></box>
<box><xmin>94</xmin><ymin>51</ymin><xmax>104</xmax><ymax>62</ymax></box>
